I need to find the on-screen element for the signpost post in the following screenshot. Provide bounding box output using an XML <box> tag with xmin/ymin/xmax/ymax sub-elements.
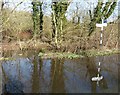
<box><xmin>96</xmin><ymin>18</ymin><xmax>107</xmax><ymax>47</ymax></box>
<box><xmin>91</xmin><ymin>18</ymin><xmax>107</xmax><ymax>86</ymax></box>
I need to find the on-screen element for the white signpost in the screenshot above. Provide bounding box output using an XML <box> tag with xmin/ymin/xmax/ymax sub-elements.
<box><xmin>96</xmin><ymin>19</ymin><xmax>107</xmax><ymax>45</ymax></box>
<box><xmin>91</xmin><ymin>18</ymin><xmax>107</xmax><ymax>86</ymax></box>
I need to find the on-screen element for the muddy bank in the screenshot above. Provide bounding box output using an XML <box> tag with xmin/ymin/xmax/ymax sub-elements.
<box><xmin>0</xmin><ymin>40</ymin><xmax>119</xmax><ymax>60</ymax></box>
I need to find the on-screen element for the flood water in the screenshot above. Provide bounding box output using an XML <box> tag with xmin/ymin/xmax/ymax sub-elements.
<box><xmin>0</xmin><ymin>50</ymin><xmax>120</xmax><ymax>93</ymax></box>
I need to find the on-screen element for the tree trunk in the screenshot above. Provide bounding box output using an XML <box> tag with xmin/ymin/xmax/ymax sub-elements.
<box><xmin>60</xmin><ymin>19</ymin><xmax>63</xmax><ymax>44</ymax></box>
<box><xmin>51</xmin><ymin>1</ymin><xmax>71</xmax><ymax>48</ymax></box>
<box><xmin>0</xmin><ymin>1</ymin><xmax>3</xmax><ymax>94</ymax></box>
<box><xmin>78</xmin><ymin>16</ymin><xmax>80</xmax><ymax>24</ymax></box>
<box><xmin>52</xmin><ymin>10</ymin><xmax>58</xmax><ymax>48</ymax></box>
<box><xmin>32</xmin><ymin>0</ymin><xmax>39</xmax><ymax>39</ymax></box>
<box><xmin>39</xmin><ymin>2</ymin><xmax>43</xmax><ymax>34</ymax></box>
<box><xmin>88</xmin><ymin>2</ymin><xmax>117</xmax><ymax>36</ymax></box>
<box><xmin>52</xmin><ymin>13</ymin><xmax>56</xmax><ymax>38</ymax></box>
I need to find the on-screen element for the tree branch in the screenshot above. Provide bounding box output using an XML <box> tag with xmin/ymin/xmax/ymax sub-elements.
<box><xmin>2</xmin><ymin>0</ymin><xmax>26</xmax><ymax>26</ymax></box>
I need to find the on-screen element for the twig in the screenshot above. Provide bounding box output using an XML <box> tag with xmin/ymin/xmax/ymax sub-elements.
<box><xmin>2</xmin><ymin>0</ymin><xmax>26</xmax><ymax>26</ymax></box>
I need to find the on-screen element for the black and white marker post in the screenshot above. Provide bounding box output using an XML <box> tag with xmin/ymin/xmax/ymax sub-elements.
<box><xmin>91</xmin><ymin>18</ymin><xmax>107</xmax><ymax>86</ymax></box>
<box><xmin>96</xmin><ymin>18</ymin><xmax>107</xmax><ymax>48</ymax></box>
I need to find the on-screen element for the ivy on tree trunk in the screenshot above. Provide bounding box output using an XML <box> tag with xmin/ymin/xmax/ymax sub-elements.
<box><xmin>51</xmin><ymin>0</ymin><xmax>70</xmax><ymax>48</ymax></box>
<box><xmin>88</xmin><ymin>1</ymin><xmax>117</xmax><ymax>36</ymax></box>
<box><xmin>39</xmin><ymin>2</ymin><xmax>43</xmax><ymax>34</ymax></box>
<box><xmin>32</xmin><ymin>0</ymin><xmax>43</xmax><ymax>38</ymax></box>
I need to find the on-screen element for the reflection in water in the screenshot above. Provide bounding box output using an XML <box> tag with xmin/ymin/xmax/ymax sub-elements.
<box><xmin>51</xmin><ymin>58</ymin><xmax>65</xmax><ymax>93</ymax></box>
<box><xmin>32</xmin><ymin>56</ymin><xmax>40</xmax><ymax>93</ymax></box>
<box><xmin>2</xmin><ymin>57</ymin><xmax>33</xmax><ymax>93</ymax></box>
<box><xmin>85</xmin><ymin>57</ymin><xmax>108</xmax><ymax>93</ymax></box>
<box><xmin>4</xmin><ymin>79</ymin><xmax>24</xmax><ymax>93</ymax></box>
<box><xmin>1</xmin><ymin>50</ymin><xmax>119</xmax><ymax>93</ymax></box>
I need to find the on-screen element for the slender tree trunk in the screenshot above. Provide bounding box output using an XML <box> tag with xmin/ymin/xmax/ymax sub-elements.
<box><xmin>52</xmin><ymin>13</ymin><xmax>56</xmax><ymax>38</ymax></box>
<box><xmin>32</xmin><ymin>1</ymin><xmax>43</xmax><ymax>41</ymax></box>
<box><xmin>51</xmin><ymin>2</ymin><xmax>58</xmax><ymax>48</ymax></box>
<box><xmin>32</xmin><ymin>1</ymin><xmax>39</xmax><ymax>39</ymax></box>
<box><xmin>51</xmin><ymin>1</ymin><xmax>71</xmax><ymax>48</ymax></box>
<box><xmin>72</xmin><ymin>17</ymin><xmax>75</xmax><ymax>23</ymax></box>
<box><xmin>52</xmin><ymin>2</ymin><xmax>59</xmax><ymax>47</ymax></box>
<box><xmin>52</xmin><ymin>10</ymin><xmax>58</xmax><ymax>47</ymax></box>
<box><xmin>39</xmin><ymin>2</ymin><xmax>43</xmax><ymax>34</ymax></box>
<box><xmin>0</xmin><ymin>1</ymin><xmax>2</xmax><ymax>94</ymax></box>
<box><xmin>78</xmin><ymin>16</ymin><xmax>80</xmax><ymax>24</ymax></box>
<box><xmin>60</xmin><ymin>19</ymin><xmax>63</xmax><ymax>44</ymax></box>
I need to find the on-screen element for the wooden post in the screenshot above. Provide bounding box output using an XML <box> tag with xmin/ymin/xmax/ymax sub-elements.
<box><xmin>0</xmin><ymin>0</ymin><xmax>3</xmax><ymax>94</ymax></box>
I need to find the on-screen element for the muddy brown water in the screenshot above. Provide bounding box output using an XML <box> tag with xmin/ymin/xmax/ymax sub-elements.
<box><xmin>0</xmin><ymin>50</ymin><xmax>120</xmax><ymax>93</ymax></box>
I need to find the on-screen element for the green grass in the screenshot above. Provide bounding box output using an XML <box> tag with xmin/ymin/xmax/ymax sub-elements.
<box><xmin>1</xmin><ymin>49</ymin><xmax>120</xmax><ymax>61</ymax></box>
<box><xmin>38</xmin><ymin>49</ymin><xmax>120</xmax><ymax>59</ymax></box>
<box><xmin>38</xmin><ymin>52</ymin><xmax>82</xmax><ymax>59</ymax></box>
<box><xmin>83</xmin><ymin>49</ymin><xmax>120</xmax><ymax>57</ymax></box>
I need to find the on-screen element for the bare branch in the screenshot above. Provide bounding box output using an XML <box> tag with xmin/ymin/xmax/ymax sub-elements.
<box><xmin>2</xmin><ymin>0</ymin><xmax>26</xmax><ymax>26</ymax></box>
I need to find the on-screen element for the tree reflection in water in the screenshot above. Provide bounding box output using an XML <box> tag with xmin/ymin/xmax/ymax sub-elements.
<box><xmin>1</xmin><ymin>50</ymin><xmax>119</xmax><ymax>93</ymax></box>
<box><xmin>2</xmin><ymin>54</ymin><xmax>33</xmax><ymax>93</ymax></box>
<box><xmin>51</xmin><ymin>58</ymin><xmax>66</xmax><ymax>93</ymax></box>
<box><xmin>32</xmin><ymin>56</ymin><xmax>40</xmax><ymax>93</ymax></box>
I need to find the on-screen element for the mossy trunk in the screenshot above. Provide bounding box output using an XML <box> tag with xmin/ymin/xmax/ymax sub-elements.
<box><xmin>32</xmin><ymin>0</ymin><xmax>43</xmax><ymax>39</ymax></box>
<box><xmin>52</xmin><ymin>6</ymin><xmax>58</xmax><ymax>47</ymax></box>
<box><xmin>51</xmin><ymin>1</ymin><xmax>71</xmax><ymax>48</ymax></box>
<box><xmin>39</xmin><ymin>2</ymin><xmax>43</xmax><ymax>34</ymax></box>
<box><xmin>88</xmin><ymin>2</ymin><xmax>117</xmax><ymax>36</ymax></box>
<box><xmin>32</xmin><ymin>0</ymin><xmax>39</xmax><ymax>38</ymax></box>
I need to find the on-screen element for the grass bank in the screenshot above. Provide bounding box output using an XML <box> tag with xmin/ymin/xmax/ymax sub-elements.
<box><xmin>0</xmin><ymin>49</ymin><xmax>119</xmax><ymax>61</ymax></box>
<box><xmin>38</xmin><ymin>49</ymin><xmax>120</xmax><ymax>59</ymax></box>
